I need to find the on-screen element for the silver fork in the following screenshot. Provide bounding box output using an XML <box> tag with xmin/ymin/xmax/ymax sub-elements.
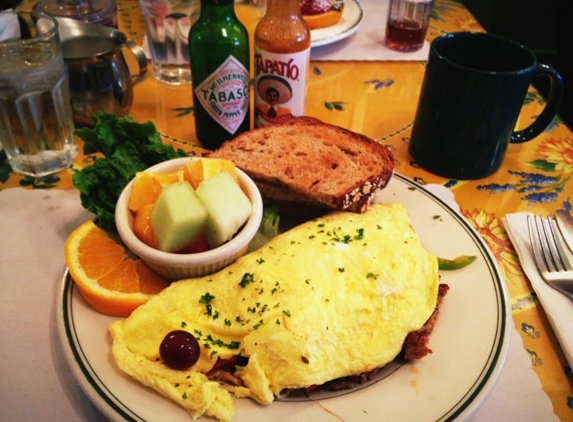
<box><xmin>527</xmin><ymin>215</ymin><xmax>573</xmax><ymax>300</ymax></box>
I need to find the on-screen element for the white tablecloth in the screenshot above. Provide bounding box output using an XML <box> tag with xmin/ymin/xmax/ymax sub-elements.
<box><xmin>0</xmin><ymin>188</ymin><xmax>559</xmax><ymax>421</ymax></box>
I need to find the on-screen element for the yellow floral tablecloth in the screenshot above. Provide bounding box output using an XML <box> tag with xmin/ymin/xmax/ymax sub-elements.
<box><xmin>5</xmin><ymin>0</ymin><xmax>572</xmax><ymax>420</ymax></box>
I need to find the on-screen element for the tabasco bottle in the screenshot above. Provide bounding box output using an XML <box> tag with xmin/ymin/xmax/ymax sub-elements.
<box><xmin>188</xmin><ymin>0</ymin><xmax>250</xmax><ymax>150</ymax></box>
<box><xmin>254</xmin><ymin>0</ymin><xmax>311</xmax><ymax>128</ymax></box>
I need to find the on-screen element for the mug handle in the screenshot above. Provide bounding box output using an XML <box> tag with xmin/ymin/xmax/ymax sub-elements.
<box><xmin>123</xmin><ymin>41</ymin><xmax>148</xmax><ymax>83</ymax></box>
<box><xmin>511</xmin><ymin>64</ymin><xmax>564</xmax><ymax>143</ymax></box>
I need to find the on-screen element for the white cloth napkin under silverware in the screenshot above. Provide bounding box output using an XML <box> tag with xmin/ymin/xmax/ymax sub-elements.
<box><xmin>503</xmin><ymin>212</ymin><xmax>573</xmax><ymax>370</ymax></box>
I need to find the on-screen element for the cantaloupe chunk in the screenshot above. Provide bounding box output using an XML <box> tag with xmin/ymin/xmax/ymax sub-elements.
<box><xmin>133</xmin><ymin>203</ymin><xmax>158</xmax><ymax>249</ymax></box>
<box><xmin>128</xmin><ymin>171</ymin><xmax>182</xmax><ymax>213</ymax></box>
<box><xmin>182</xmin><ymin>158</ymin><xmax>239</xmax><ymax>189</ymax></box>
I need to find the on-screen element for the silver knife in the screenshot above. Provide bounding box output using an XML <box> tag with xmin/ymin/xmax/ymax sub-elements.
<box><xmin>555</xmin><ymin>209</ymin><xmax>573</xmax><ymax>254</ymax></box>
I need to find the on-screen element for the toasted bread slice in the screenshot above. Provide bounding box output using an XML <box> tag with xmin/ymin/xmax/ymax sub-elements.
<box><xmin>208</xmin><ymin>117</ymin><xmax>395</xmax><ymax>215</ymax></box>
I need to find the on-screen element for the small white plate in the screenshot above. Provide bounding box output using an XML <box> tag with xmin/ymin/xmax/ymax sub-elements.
<box><xmin>310</xmin><ymin>0</ymin><xmax>364</xmax><ymax>48</ymax></box>
<box><xmin>58</xmin><ymin>173</ymin><xmax>511</xmax><ymax>422</ymax></box>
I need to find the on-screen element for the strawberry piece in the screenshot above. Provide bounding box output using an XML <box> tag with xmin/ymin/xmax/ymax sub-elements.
<box><xmin>300</xmin><ymin>0</ymin><xmax>332</xmax><ymax>15</ymax></box>
<box><xmin>176</xmin><ymin>235</ymin><xmax>210</xmax><ymax>254</ymax></box>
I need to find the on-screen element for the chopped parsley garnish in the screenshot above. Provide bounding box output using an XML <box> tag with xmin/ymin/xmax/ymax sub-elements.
<box><xmin>198</xmin><ymin>334</ymin><xmax>241</xmax><ymax>350</ymax></box>
<box><xmin>327</xmin><ymin>228</ymin><xmax>357</xmax><ymax>244</ymax></box>
<box><xmin>271</xmin><ymin>281</ymin><xmax>282</xmax><ymax>294</ymax></box>
<box><xmin>239</xmin><ymin>272</ymin><xmax>255</xmax><ymax>288</ymax></box>
<box><xmin>199</xmin><ymin>293</ymin><xmax>215</xmax><ymax>316</ymax></box>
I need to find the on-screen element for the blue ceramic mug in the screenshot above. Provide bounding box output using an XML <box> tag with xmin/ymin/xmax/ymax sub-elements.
<box><xmin>409</xmin><ymin>31</ymin><xmax>563</xmax><ymax>180</ymax></box>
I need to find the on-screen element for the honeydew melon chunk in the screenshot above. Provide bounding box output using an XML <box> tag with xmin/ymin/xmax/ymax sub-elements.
<box><xmin>150</xmin><ymin>181</ymin><xmax>209</xmax><ymax>252</ymax></box>
<box><xmin>195</xmin><ymin>172</ymin><xmax>253</xmax><ymax>248</ymax></box>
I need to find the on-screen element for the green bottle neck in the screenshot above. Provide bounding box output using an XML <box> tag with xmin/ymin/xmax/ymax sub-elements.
<box><xmin>199</xmin><ymin>0</ymin><xmax>236</xmax><ymax>18</ymax></box>
<box><xmin>201</xmin><ymin>0</ymin><xmax>234</xmax><ymax>4</ymax></box>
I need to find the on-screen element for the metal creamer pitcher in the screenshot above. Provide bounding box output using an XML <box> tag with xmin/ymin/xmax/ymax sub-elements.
<box><xmin>56</xmin><ymin>17</ymin><xmax>147</xmax><ymax>126</ymax></box>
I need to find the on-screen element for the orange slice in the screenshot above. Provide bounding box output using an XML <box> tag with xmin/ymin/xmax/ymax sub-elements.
<box><xmin>182</xmin><ymin>158</ymin><xmax>239</xmax><ymax>188</ymax></box>
<box><xmin>133</xmin><ymin>203</ymin><xmax>158</xmax><ymax>249</ymax></box>
<box><xmin>64</xmin><ymin>220</ymin><xmax>170</xmax><ymax>317</ymax></box>
<box><xmin>128</xmin><ymin>171</ymin><xmax>181</xmax><ymax>213</ymax></box>
<box><xmin>302</xmin><ymin>8</ymin><xmax>343</xmax><ymax>30</ymax></box>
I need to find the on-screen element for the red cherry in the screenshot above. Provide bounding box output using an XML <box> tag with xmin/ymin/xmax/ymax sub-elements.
<box><xmin>160</xmin><ymin>330</ymin><xmax>200</xmax><ymax>370</ymax></box>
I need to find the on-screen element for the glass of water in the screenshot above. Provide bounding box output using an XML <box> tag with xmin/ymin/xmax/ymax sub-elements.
<box><xmin>0</xmin><ymin>10</ymin><xmax>77</xmax><ymax>178</ymax></box>
<box><xmin>139</xmin><ymin>0</ymin><xmax>200</xmax><ymax>85</ymax></box>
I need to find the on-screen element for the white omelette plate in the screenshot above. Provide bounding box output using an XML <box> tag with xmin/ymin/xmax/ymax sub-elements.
<box><xmin>310</xmin><ymin>0</ymin><xmax>364</xmax><ymax>48</ymax></box>
<box><xmin>58</xmin><ymin>173</ymin><xmax>511</xmax><ymax>422</ymax></box>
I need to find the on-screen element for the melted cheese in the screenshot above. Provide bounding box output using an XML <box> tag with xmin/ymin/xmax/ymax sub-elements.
<box><xmin>110</xmin><ymin>202</ymin><xmax>439</xmax><ymax>421</ymax></box>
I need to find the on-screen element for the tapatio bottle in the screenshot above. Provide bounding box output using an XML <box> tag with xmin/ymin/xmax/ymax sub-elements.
<box><xmin>254</xmin><ymin>0</ymin><xmax>311</xmax><ymax>128</ymax></box>
<box><xmin>188</xmin><ymin>0</ymin><xmax>250</xmax><ymax>149</ymax></box>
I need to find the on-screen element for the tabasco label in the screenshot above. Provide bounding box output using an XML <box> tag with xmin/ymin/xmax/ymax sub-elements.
<box><xmin>194</xmin><ymin>55</ymin><xmax>249</xmax><ymax>134</ymax></box>
<box><xmin>254</xmin><ymin>48</ymin><xmax>310</xmax><ymax>128</ymax></box>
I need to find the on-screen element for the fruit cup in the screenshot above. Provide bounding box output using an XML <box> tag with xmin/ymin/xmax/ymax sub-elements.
<box><xmin>115</xmin><ymin>157</ymin><xmax>263</xmax><ymax>281</ymax></box>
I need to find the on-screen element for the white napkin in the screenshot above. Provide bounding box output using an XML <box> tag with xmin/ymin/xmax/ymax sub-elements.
<box><xmin>0</xmin><ymin>10</ymin><xmax>20</xmax><ymax>42</ymax></box>
<box><xmin>310</xmin><ymin>0</ymin><xmax>430</xmax><ymax>62</ymax></box>
<box><xmin>503</xmin><ymin>212</ymin><xmax>573</xmax><ymax>370</ymax></box>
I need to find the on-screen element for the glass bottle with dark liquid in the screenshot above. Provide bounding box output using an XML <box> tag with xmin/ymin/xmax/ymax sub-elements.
<box><xmin>188</xmin><ymin>0</ymin><xmax>250</xmax><ymax>149</ymax></box>
<box><xmin>385</xmin><ymin>0</ymin><xmax>434</xmax><ymax>52</ymax></box>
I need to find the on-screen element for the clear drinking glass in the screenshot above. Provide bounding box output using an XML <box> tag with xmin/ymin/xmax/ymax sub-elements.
<box><xmin>385</xmin><ymin>0</ymin><xmax>434</xmax><ymax>52</ymax></box>
<box><xmin>139</xmin><ymin>0</ymin><xmax>200</xmax><ymax>85</ymax></box>
<box><xmin>0</xmin><ymin>10</ymin><xmax>77</xmax><ymax>177</ymax></box>
<box><xmin>33</xmin><ymin>0</ymin><xmax>118</xmax><ymax>28</ymax></box>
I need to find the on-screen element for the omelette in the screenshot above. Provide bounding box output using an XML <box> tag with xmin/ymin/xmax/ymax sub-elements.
<box><xmin>110</xmin><ymin>202</ymin><xmax>439</xmax><ymax>421</ymax></box>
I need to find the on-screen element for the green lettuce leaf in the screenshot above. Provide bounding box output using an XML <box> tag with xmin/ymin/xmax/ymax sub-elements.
<box><xmin>72</xmin><ymin>112</ymin><xmax>188</xmax><ymax>232</ymax></box>
<box><xmin>248</xmin><ymin>206</ymin><xmax>280</xmax><ymax>252</ymax></box>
